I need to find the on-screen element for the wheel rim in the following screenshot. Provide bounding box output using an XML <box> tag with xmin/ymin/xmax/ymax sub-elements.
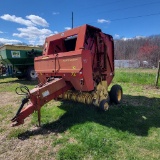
<box><xmin>117</xmin><ymin>90</ymin><xmax>122</xmax><ymax>101</ymax></box>
<box><xmin>103</xmin><ymin>102</ymin><xmax>109</xmax><ymax>111</ymax></box>
<box><xmin>30</xmin><ymin>70</ymin><xmax>37</xmax><ymax>79</ymax></box>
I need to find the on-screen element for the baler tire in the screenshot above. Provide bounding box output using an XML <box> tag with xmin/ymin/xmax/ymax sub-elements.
<box><xmin>109</xmin><ymin>84</ymin><xmax>123</xmax><ymax>104</ymax></box>
<box><xmin>100</xmin><ymin>99</ymin><xmax>110</xmax><ymax>111</ymax></box>
<box><xmin>16</xmin><ymin>75</ymin><xmax>25</xmax><ymax>79</ymax></box>
<box><xmin>26</xmin><ymin>67</ymin><xmax>37</xmax><ymax>81</ymax></box>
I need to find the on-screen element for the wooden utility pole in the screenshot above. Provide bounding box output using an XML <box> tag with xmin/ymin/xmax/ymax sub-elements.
<box><xmin>155</xmin><ymin>60</ymin><xmax>160</xmax><ymax>87</ymax></box>
<box><xmin>72</xmin><ymin>12</ymin><xmax>73</xmax><ymax>29</ymax></box>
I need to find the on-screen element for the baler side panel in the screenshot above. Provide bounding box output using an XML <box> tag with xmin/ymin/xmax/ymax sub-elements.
<box><xmin>35</xmin><ymin>49</ymin><xmax>94</xmax><ymax>91</ymax></box>
<box><xmin>99</xmin><ymin>33</ymin><xmax>114</xmax><ymax>86</ymax></box>
<box><xmin>75</xmin><ymin>25</ymin><xmax>87</xmax><ymax>50</ymax></box>
<box><xmin>81</xmin><ymin>50</ymin><xmax>94</xmax><ymax>91</ymax></box>
<box><xmin>35</xmin><ymin>50</ymin><xmax>82</xmax><ymax>74</ymax></box>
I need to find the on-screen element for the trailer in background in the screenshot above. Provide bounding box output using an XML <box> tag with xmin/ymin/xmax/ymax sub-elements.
<box><xmin>0</xmin><ymin>62</ymin><xmax>7</xmax><ymax>76</ymax></box>
<box><xmin>0</xmin><ymin>45</ymin><xmax>42</xmax><ymax>80</ymax></box>
<box><xmin>115</xmin><ymin>60</ymin><xmax>140</xmax><ymax>68</ymax></box>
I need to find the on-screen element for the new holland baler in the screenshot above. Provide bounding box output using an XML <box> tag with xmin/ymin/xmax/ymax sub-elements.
<box><xmin>11</xmin><ymin>24</ymin><xmax>123</xmax><ymax>126</ymax></box>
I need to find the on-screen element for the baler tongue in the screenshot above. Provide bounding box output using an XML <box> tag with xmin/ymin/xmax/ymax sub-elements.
<box><xmin>11</xmin><ymin>103</ymin><xmax>35</xmax><ymax>127</ymax></box>
<box><xmin>11</xmin><ymin>119</ymin><xmax>24</xmax><ymax>127</ymax></box>
<box><xmin>11</xmin><ymin>78</ymin><xmax>71</xmax><ymax>127</ymax></box>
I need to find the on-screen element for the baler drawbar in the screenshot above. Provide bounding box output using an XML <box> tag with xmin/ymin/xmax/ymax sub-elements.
<box><xmin>11</xmin><ymin>24</ymin><xmax>123</xmax><ymax>126</ymax></box>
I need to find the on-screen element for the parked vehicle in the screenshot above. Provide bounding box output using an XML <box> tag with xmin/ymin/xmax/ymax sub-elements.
<box><xmin>0</xmin><ymin>45</ymin><xmax>42</xmax><ymax>80</ymax></box>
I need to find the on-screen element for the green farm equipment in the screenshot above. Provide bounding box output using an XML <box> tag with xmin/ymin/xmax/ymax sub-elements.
<box><xmin>0</xmin><ymin>45</ymin><xmax>42</xmax><ymax>80</ymax></box>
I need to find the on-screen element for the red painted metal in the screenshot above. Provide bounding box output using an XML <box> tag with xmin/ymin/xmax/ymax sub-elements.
<box><xmin>11</xmin><ymin>78</ymin><xmax>72</xmax><ymax>126</ymax></box>
<box><xmin>35</xmin><ymin>24</ymin><xmax>114</xmax><ymax>88</ymax></box>
<box><xmin>11</xmin><ymin>24</ymin><xmax>115</xmax><ymax>126</ymax></box>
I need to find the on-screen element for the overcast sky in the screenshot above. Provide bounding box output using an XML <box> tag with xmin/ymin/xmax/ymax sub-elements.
<box><xmin>0</xmin><ymin>0</ymin><xmax>160</xmax><ymax>45</ymax></box>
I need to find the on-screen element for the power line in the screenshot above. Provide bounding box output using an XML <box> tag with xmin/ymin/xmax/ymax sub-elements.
<box><xmin>80</xmin><ymin>12</ymin><xmax>160</xmax><ymax>26</ymax></box>
<box><xmin>75</xmin><ymin>0</ymin><xmax>160</xmax><ymax>25</ymax></box>
<box><xmin>110</xmin><ymin>12</ymin><xmax>160</xmax><ymax>22</ymax></box>
<box><xmin>97</xmin><ymin>0</ymin><xmax>160</xmax><ymax>14</ymax></box>
<box><xmin>76</xmin><ymin>0</ymin><xmax>160</xmax><ymax>11</ymax></box>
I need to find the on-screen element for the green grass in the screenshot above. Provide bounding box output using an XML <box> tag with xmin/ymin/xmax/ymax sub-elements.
<box><xmin>114</xmin><ymin>68</ymin><xmax>159</xmax><ymax>86</ymax></box>
<box><xmin>0</xmin><ymin>76</ymin><xmax>38</xmax><ymax>92</ymax></box>
<box><xmin>7</xmin><ymin>128</ymin><xmax>26</xmax><ymax>139</ymax></box>
<box><xmin>0</xmin><ymin>69</ymin><xmax>160</xmax><ymax>160</ymax></box>
<box><xmin>31</xmin><ymin>101</ymin><xmax>66</xmax><ymax>125</ymax></box>
<box><xmin>0</xmin><ymin>105</ymin><xmax>12</xmax><ymax>121</ymax></box>
<box><xmin>29</xmin><ymin>101</ymin><xmax>160</xmax><ymax>160</ymax></box>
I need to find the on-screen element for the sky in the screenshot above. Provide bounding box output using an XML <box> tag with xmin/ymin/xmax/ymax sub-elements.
<box><xmin>0</xmin><ymin>0</ymin><xmax>160</xmax><ymax>45</ymax></box>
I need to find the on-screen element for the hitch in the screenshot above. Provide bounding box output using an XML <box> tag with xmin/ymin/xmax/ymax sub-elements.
<box><xmin>11</xmin><ymin>97</ymin><xmax>29</xmax><ymax>124</ymax></box>
<box><xmin>11</xmin><ymin>102</ymin><xmax>35</xmax><ymax>127</ymax></box>
<box><xmin>11</xmin><ymin>85</ymin><xmax>35</xmax><ymax>127</ymax></box>
<box><xmin>11</xmin><ymin>86</ymin><xmax>30</xmax><ymax>126</ymax></box>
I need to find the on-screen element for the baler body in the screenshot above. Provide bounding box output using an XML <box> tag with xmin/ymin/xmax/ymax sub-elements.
<box><xmin>35</xmin><ymin>24</ymin><xmax>114</xmax><ymax>91</ymax></box>
<box><xmin>11</xmin><ymin>24</ymin><xmax>122</xmax><ymax>127</ymax></box>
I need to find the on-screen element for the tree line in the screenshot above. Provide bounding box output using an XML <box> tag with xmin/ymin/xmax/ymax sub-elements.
<box><xmin>114</xmin><ymin>35</ymin><xmax>160</xmax><ymax>67</ymax></box>
<box><xmin>1</xmin><ymin>35</ymin><xmax>160</xmax><ymax>67</ymax></box>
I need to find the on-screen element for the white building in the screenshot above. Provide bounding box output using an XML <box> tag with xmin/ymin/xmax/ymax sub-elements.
<box><xmin>115</xmin><ymin>60</ymin><xmax>140</xmax><ymax>68</ymax></box>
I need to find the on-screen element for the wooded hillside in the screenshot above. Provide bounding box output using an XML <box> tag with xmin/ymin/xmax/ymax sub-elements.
<box><xmin>114</xmin><ymin>35</ymin><xmax>160</xmax><ymax>67</ymax></box>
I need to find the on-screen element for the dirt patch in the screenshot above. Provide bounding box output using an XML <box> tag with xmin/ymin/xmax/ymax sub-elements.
<box><xmin>0</xmin><ymin>92</ymin><xmax>20</xmax><ymax>107</ymax></box>
<box><xmin>0</xmin><ymin>92</ymin><xmax>60</xmax><ymax>160</ymax></box>
<box><xmin>0</xmin><ymin>134</ymin><xmax>56</xmax><ymax>160</ymax></box>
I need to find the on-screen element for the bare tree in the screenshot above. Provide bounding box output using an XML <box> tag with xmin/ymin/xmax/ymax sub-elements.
<box><xmin>114</xmin><ymin>35</ymin><xmax>160</xmax><ymax>67</ymax></box>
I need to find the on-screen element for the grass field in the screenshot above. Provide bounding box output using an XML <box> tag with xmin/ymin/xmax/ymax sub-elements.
<box><xmin>0</xmin><ymin>68</ymin><xmax>160</xmax><ymax>160</ymax></box>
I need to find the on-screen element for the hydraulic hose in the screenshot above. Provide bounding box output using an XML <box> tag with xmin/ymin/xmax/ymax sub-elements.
<box><xmin>12</xmin><ymin>85</ymin><xmax>30</xmax><ymax>121</ymax></box>
<box><xmin>15</xmin><ymin>86</ymin><xmax>30</xmax><ymax>96</ymax></box>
